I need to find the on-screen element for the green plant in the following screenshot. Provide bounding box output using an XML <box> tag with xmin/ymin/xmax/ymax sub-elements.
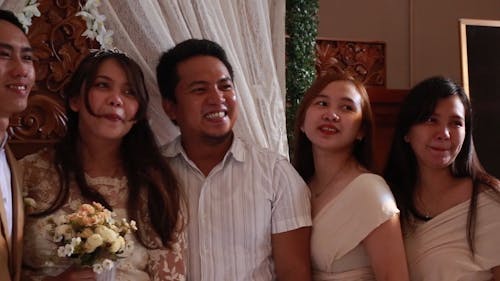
<box><xmin>285</xmin><ymin>0</ymin><xmax>318</xmax><ymax>155</ymax></box>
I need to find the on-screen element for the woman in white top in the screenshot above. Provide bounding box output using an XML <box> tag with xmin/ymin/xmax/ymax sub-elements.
<box><xmin>384</xmin><ymin>76</ymin><xmax>500</xmax><ymax>280</ymax></box>
<box><xmin>292</xmin><ymin>66</ymin><xmax>409</xmax><ymax>281</ymax></box>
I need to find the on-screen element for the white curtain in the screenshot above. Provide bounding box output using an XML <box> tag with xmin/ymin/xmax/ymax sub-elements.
<box><xmin>1</xmin><ymin>0</ymin><xmax>289</xmax><ymax>156</ymax></box>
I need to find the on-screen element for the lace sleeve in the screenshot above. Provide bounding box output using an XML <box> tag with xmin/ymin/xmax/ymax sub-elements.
<box><xmin>19</xmin><ymin>149</ymin><xmax>60</xmax><ymax>213</ymax></box>
<box><xmin>147</xmin><ymin>226</ymin><xmax>186</xmax><ymax>281</ymax></box>
<box><xmin>138</xmin><ymin>187</ymin><xmax>187</xmax><ymax>281</ymax></box>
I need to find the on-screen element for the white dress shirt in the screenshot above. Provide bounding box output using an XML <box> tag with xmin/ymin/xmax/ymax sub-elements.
<box><xmin>0</xmin><ymin>134</ymin><xmax>13</xmax><ymax>243</ymax></box>
<box><xmin>163</xmin><ymin>136</ymin><xmax>311</xmax><ymax>281</ymax></box>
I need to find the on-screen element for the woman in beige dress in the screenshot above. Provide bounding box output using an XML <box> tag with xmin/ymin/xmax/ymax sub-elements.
<box><xmin>384</xmin><ymin>76</ymin><xmax>500</xmax><ymax>280</ymax></box>
<box><xmin>293</xmin><ymin>67</ymin><xmax>409</xmax><ymax>281</ymax></box>
<box><xmin>21</xmin><ymin>51</ymin><xmax>186</xmax><ymax>281</ymax></box>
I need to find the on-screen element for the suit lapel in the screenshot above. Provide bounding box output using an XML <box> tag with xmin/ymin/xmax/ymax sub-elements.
<box><xmin>0</xmin><ymin>152</ymin><xmax>10</xmax><ymax>253</ymax></box>
<box><xmin>5</xmin><ymin>146</ymin><xmax>23</xmax><ymax>281</ymax></box>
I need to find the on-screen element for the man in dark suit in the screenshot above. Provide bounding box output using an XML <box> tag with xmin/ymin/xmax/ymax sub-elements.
<box><xmin>0</xmin><ymin>9</ymin><xmax>35</xmax><ymax>281</ymax></box>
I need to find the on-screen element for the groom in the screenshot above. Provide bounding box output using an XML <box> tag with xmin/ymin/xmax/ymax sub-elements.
<box><xmin>0</xmin><ymin>9</ymin><xmax>36</xmax><ymax>281</ymax></box>
<box><xmin>157</xmin><ymin>39</ymin><xmax>312</xmax><ymax>280</ymax></box>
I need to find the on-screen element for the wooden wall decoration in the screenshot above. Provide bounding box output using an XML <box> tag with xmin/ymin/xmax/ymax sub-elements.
<box><xmin>316</xmin><ymin>38</ymin><xmax>386</xmax><ymax>87</ymax></box>
<box><xmin>8</xmin><ymin>0</ymin><xmax>98</xmax><ymax>158</ymax></box>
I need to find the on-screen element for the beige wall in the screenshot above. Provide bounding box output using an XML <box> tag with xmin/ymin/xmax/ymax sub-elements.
<box><xmin>318</xmin><ymin>0</ymin><xmax>500</xmax><ymax>88</ymax></box>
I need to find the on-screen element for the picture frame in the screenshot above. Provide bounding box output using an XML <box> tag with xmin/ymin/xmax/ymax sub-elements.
<box><xmin>459</xmin><ymin>18</ymin><xmax>500</xmax><ymax>178</ymax></box>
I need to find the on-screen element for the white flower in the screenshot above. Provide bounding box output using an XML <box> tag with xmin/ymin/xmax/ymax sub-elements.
<box><xmin>95</xmin><ymin>225</ymin><xmax>117</xmax><ymax>243</ymax></box>
<box><xmin>83</xmin><ymin>234</ymin><xmax>103</xmax><ymax>253</ymax></box>
<box><xmin>23</xmin><ymin>3</ymin><xmax>41</xmax><ymax>18</ymax></box>
<box><xmin>15</xmin><ymin>0</ymin><xmax>41</xmax><ymax>33</ymax></box>
<box><xmin>81</xmin><ymin>29</ymin><xmax>97</xmax><ymax>40</ymax></box>
<box><xmin>129</xmin><ymin>220</ymin><xmax>137</xmax><ymax>231</ymax></box>
<box><xmin>97</xmin><ymin>29</ymin><xmax>114</xmax><ymax>50</ymax></box>
<box><xmin>106</xmin><ymin>216</ymin><xmax>115</xmax><ymax>225</ymax></box>
<box><xmin>102</xmin><ymin>259</ymin><xmax>114</xmax><ymax>271</ymax></box>
<box><xmin>77</xmin><ymin>0</ymin><xmax>114</xmax><ymax>50</ymax></box>
<box><xmin>16</xmin><ymin>13</ymin><xmax>29</xmax><ymax>26</ymax></box>
<box><xmin>92</xmin><ymin>263</ymin><xmax>103</xmax><ymax>274</ymax></box>
<box><xmin>109</xmin><ymin>236</ymin><xmax>125</xmax><ymax>253</ymax></box>
<box><xmin>93</xmin><ymin>13</ymin><xmax>106</xmax><ymax>28</ymax></box>
<box><xmin>56</xmin><ymin>243</ymin><xmax>74</xmax><ymax>257</ymax></box>
<box><xmin>83</xmin><ymin>0</ymin><xmax>101</xmax><ymax>11</ymax></box>
<box><xmin>75</xmin><ymin>10</ymin><xmax>93</xmax><ymax>19</ymax></box>
<box><xmin>63</xmin><ymin>244</ymin><xmax>74</xmax><ymax>256</ymax></box>
<box><xmin>70</xmin><ymin>237</ymin><xmax>81</xmax><ymax>247</ymax></box>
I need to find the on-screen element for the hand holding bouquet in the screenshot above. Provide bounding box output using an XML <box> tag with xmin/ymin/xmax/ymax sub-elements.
<box><xmin>48</xmin><ymin>202</ymin><xmax>137</xmax><ymax>274</ymax></box>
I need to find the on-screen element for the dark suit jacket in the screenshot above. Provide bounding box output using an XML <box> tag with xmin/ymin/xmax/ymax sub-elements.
<box><xmin>0</xmin><ymin>146</ymin><xmax>24</xmax><ymax>281</ymax></box>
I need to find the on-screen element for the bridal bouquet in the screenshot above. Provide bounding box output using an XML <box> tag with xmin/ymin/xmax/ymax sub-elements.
<box><xmin>47</xmin><ymin>201</ymin><xmax>137</xmax><ymax>274</ymax></box>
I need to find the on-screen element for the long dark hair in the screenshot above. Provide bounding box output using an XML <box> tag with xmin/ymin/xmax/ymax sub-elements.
<box><xmin>32</xmin><ymin>51</ymin><xmax>183</xmax><ymax>249</ymax></box>
<box><xmin>383</xmin><ymin>76</ymin><xmax>500</xmax><ymax>253</ymax></box>
<box><xmin>292</xmin><ymin>67</ymin><xmax>374</xmax><ymax>182</ymax></box>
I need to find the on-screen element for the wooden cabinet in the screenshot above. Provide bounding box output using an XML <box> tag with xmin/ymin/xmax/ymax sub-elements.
<box><xmin>367</xmin><ymin>87</ymin><xmax>407</xmax><ymax>173</ymax></box>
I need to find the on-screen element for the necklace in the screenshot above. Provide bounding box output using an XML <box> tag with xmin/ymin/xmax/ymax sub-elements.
<box><xmin>415</xmin><ymin>191</ymin><xmax>434</xmax><ymax>221</ymax></box>
<box><xmin>312</xmin><ymin>165</ymin><xmax>347</xmax><ymax>199</ymax></box>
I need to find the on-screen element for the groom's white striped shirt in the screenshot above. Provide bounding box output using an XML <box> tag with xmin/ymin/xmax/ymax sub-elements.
<box><xmin>163</xmin><ymin>136</ymin><xmax>311</xmax><ymax>281</ymax></box>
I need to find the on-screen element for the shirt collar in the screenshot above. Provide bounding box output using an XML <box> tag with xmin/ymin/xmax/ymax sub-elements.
<box><xmin>0</xmin><ymin>132</ymin><xmax>8</xmax><ymax>150</ymax></box>
<box><xmin>162</xmin><ymin>134</ymin><xmax>246</xmax><ymax>164</ymax></box>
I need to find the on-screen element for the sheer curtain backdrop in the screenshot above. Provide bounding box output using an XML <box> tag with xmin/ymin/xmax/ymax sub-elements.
<box><xmin>0</xmin><ymin>0</ymin><xmax>288</xmax><ymax>156</ymax></box>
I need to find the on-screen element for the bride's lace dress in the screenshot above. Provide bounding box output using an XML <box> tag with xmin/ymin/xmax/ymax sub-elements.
<box><xmin>20</xmin><ymin>149</ymin><xmax>186</xmax><ymax>281</ymax></box>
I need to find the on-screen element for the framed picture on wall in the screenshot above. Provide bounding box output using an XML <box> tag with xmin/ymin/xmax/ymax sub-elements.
<box><xmin>459</xmin><ymin>18</ymin><xmax>500</xmax><ymax>178</ymax></box>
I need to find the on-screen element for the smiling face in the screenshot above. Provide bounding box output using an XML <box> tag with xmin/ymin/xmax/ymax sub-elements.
<box><xmin>0</xmin><ymin>20</ymin><xmax>35</xmax><ymax>119</ymax></box>
<box><xmin>163</xmin><ymin>55</ymin><xmax>237</xmax><ymax>145</ymax></box>
<box><xmin>70</xmin><ymin>58</ymin><xmax>139</xmax><ymax>142</ymax></box>
<box><xmin>302</xmin><ymin>80</ymin><xmax>364</xmax><ymax>153</ymax></box>
<box><xmin>405</xmin><ymin>95</ymin><xmax>466</xmax><ymax>171</ymax></box>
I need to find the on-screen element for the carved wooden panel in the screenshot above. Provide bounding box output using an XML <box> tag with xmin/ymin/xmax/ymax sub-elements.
<box><xmin>316</xmin><ymin>38</ymin><xmax>386</xmax><ymax>87</ymax></box>
<box><xmin>8</xmin><ymin>0</ymin><xmax>97</xmax><ymax>158</ymax></box>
